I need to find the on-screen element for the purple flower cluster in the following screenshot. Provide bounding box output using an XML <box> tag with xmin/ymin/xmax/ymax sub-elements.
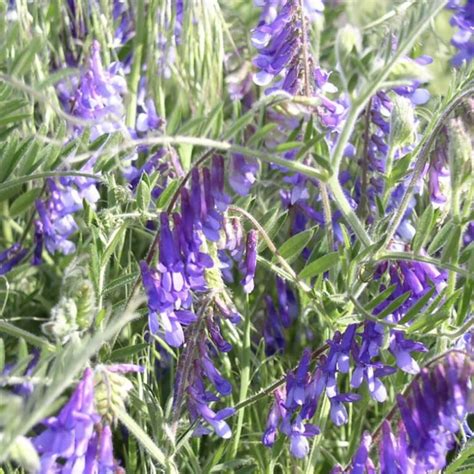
<box><xmin>334</xmin><ymin>352</ymin><xmax>474</xmax><ymax>472</ymax></box>
<box><xmin>33</xmin><ymin>368</ymin><xmax>120</xmax><ymax>473</ymax></box>
<box><xmin>251</xmin><ymin>0</ymin><xmax>324</xmax><ymax>94</ymax></box>
<box><xmin>262</xmin><ymin>258</ymin><xmax>446</xmax><ymax>459</ymax></box>
<box><xmin>33</xmin><ymin>176</ymin><xmax>99</xmax><ymax>263</ymax></box>
<box><xmin>447</xmin><ymin>0</ymin><xmax>474</xmax><ymax>66</ymax></box>
<box><xmin>33</xmin><ymin>364</ymin><xmax>141</xmax><ymax>472</ymax></box>
<box><xmin>187</xmin><ymin>339</ymin><xmax>235</xmax><ymax>439</ymax></box>
<box><xmin>140</xmin><ymin>156</ymin><xmax>260</xmax><ymax>346</ymax></box>
<box><xmin>263</xmin><ymin>351</ymin><xmax>321</xmax><ymax>458</ymax></box>
<box><xmin>68</xmin><ymin>41</ymin><xmax>127</xmax><ymax>140</ymax></box>
<box><xmin>375</xmin><ymin>246</ymin><xmax>447</xmax><ymax>322</ymax></box>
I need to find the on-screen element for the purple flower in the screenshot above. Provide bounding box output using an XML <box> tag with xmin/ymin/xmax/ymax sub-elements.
<box><xmin>0</xmin><ymin>243</ymin><xmax>27</xmax><ymax>275</ymax></box>
<box><xmin>228</xmin><ymin>154</ymin><xmax>259</xmax><ymax>196</ymax></box>
<box><xmin>343</xmin><ymin>352</ymin><xmax>474</xmax><ymax>472</ymax></box>
<box><xmin>329</xmin><ymin>393</ymin><xmax>361</xmax><ymax>426</ymax></box>
<box><xmin>187</xmin><ymin>345</ymin><xmax>235</xmax><ymax>439</ymax></box>
<box><xmin>263</xmin><ymin>295</ymin><xmax>286</xmax><ymax>355</ymax></box>
<box><xmin>262</xmin><ymin>350</ymin><xmax>321</xmax><ymax>456</ymax></box>
<box><xmin>350</xmin><ymin>432</ymin><xmax>375</xmax><ymax>474</ymax></box>
<box><xmin>33</xmin><ymin>368</ymin><xmax>100</xmax><ymax>472</ymax></box>
<box><xmin>241</xmin><ymin>230</ymin><xmax>258</xmax><ymax>293</ymax></box>
<box><xmin>428</xmin><ymin>144</ymin><xmax>450</xmax><ymax>206</ymax></box>
<box><xmin>84</xmin><ymin>424</ymin><xmax>123</xmax><ymax>473</ymax></box>
<box><xmin>262</xmin><ymin>387</ymin><xmax>287</xmax><ymax>446</ymax></box>
<box><xmin>69</xmin><ymin>40</ymin><xmax>127</xmax><ymax>140</ymax></box>
<box><xmin>389</xmin><ymin>331</ymin><xmax>427</xmax><ymax>375</ymax></box>
<box><xmin>136</xmin><ymin>97</ymin><xmax>163</xmax><ymax>134</ymax></box>
<box><xmin>251</xmin><ymin>0</ymin><xmax>324</xmax><ymax>94</ymax></box>
<box><xmin>447</xmin><ymin>0</ymin><xmax>474</xmax><ymax>66</ymax></box>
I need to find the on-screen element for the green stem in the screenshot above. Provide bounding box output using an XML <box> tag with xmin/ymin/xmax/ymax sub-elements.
<box><xmin>126</xmin><ymin>0</ymin><xmax>145</xmax><ymax>128</ymax></box>
<box><xmin>0</xmin><ymin>171</ymin><xmax>101</xmax><ymax>194</ymax></box>
<box><xmin>383</xmin><ymin>144</ymin><xmax>396</xmax><ymax>206</ymax></box>
<box><xmin>327</xmin><ymin>175</ymin><xmax>372</xmax><ymax>247</ymax></box>
<box><xmin>0</xmin><ymin>321</ymin><xmax>55</xmax><ymax>351</ymax></box>
<box><xmin>230</xmin><ymin>297</ymin><xmax>251</xmax><ymax>457</ymax></box>
<box><xmin>331</xmin><ymin>0</ymin><xmax>448</xmax><ymax>175</ymax></box>
<box><xmin>117</xmin><ymin>407</ymin><xmax>174</xmax><ymax>472</ymax></box>
<box><xmin>375</xmin><ymin>251</ymin><xmax>471</xmax><ymax>278</ymax></box>
<box><xmin>1</xmin><ymin>201</ymin><xmax>13</xmax><ymax>245</ymax></box>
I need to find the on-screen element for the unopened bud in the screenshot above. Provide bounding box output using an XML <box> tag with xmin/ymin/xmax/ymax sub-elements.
<box><xmin>336</xmin><ymin>24</ymin><xmax>362</xmax><ymax>58</ymax></box>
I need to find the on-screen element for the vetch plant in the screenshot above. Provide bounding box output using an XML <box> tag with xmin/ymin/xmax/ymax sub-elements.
<box><xmin>0</xmin><ymin>0</ymin><xmax>473</xmax><ymax>473</ymax></box>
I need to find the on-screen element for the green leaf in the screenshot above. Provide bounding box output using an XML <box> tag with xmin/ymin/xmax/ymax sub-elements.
<box><xmin>9</xmin><ymin>188</ymin><xmax>41</xmax><ymax>217</ymax></box>
<box><xmin>412</xmin><ymin>204</ymin><xmax>434</xmax><ymax>252</ymax></box>
<box><xmin>136</xmin><ymin>179</ymin><xmax>151</xmax><ymax>211</ymax></box>
<box><xmin>445</xmin><ymin>439</ymin><xmax>474</xmax><ymax>474</ymax></box>
<box><xmin>247</xmin><ymin>123</ymin><xmax>278</xmax><ymax>146</ymax></box>
<box><xmin>156</xmin><ymin>178</ymin><xmax>179</xmax><ymax>210</ymax></box>
<box><xmin>365</xmin><ymin>285</ymin><xmax>397</xmax><ymax>311</ymax></box>
<box><xmin>258</xmin><ymin>209</ymin><xmax>287</xmax><ymax>252</ymax></box>
<box><xmin>427</xmin><ymin>222</ymin><xmax>452</xmax><ymax>254</ymax></box>
<box><xmin>274</xmin><ymin>141</ymin><xmax>302</xmax><ymax>153</ymax></box>
<box><xmin>102</xmin><ymin>272</ymin><xmax>139</xmax><ymax>296</ymax></box>
<box><xmin>407</xmin><ymin>290</ymin><xmax>461</xmax><ymax>334</ymax></box>
<box><xmin>441</xmin><ymin>224</ymin><xmax>461</xmax><ymax>263</ymax></box>
<box><xmin>274</xmin><ymin>229</ymin><xmax>314</xmax><ymax>264</ymax></box>
<box><xmin>110</xmin><ymin>343</ymin><xmax>148</xmax><ymax>361</ymax></box>
<box><xmin>399</xmin><ymin>287</ymin><xmax>436</xmax><ymax>324</ymax></box>
<box><xmin>299</xmin><ymin>252</ymin><xmax>339</xmax><ymax>279</ymax></box>
<box><xmin>375</xmin><ymin>291</ymin><xmax>411</xmax><ymax>320</ymax></box>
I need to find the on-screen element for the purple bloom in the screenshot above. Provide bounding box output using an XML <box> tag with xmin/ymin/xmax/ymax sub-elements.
<box><xmin>69</xmin><ymin>41</ymin><xmax>127</xmax><ymax>140</ymax></box>
<box><xmin>0</xmin><ymin>243</ymin><xmax>27</xmax><ymax>275</ymax></box>
<box><xmin>447</xmin><ymin>0</ymin><xmax>474</xmax><ymax>65</ymax></box>
<box><xmin>33</xmin><ymin>368</ymin><xmax>100</xmax><ymax>472</ymax></box>
<box><xmin>84</xmin><ymin>424</ymin><xmax>123</xmax><ymax>473</ymax></box>
<box><xmin>229</xmin><ymin>154</ymin><xmax>259</xmax><ymax>196</ymax></box>
<box><xmin>186</xmin><ymin>343</ymin><xmax>235</xmax><ymax>439</ymax></box>
<box><xmin>341</xmin><ymin>352</ymin><xmax>474</xmax><ymax>472</ymax></box>
<box><xmin>241</xmin><ymin>230</ymin><xmax>258</xmax><ymax>293</ymax></box>
<box><xmin>262</xmin><ymin>350</ymin><xmax>321</xmax><ymax>456</ymax></box>
<box><xmin>349</xmin><ymin>432</ymin><xmax>375</xmax><ymax>474</ymax></box>
<box><xmin>262</xmin><ymin>387</ymin><xmax>287</xmax><ymax>446</ymax></box>
<box><xmin>251</xmin><ymin>0</ymin><xmax>323</xmax><ymax>94</ymax></box>
<box><xmin>428</xmin><ymin>143</ymin><xmax>450</xmax><ymax>206</ymax></box>
<box><xmin>389</xmin><ymin>331</ymin><xmax>427</xmax><ymax>374</ymax></box>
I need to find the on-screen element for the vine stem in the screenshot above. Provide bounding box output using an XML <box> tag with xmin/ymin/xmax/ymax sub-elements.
<box><xmin>357</xmin><ymin>98</ymin><xmax>372</xmax><ymax>221</ymax></box>
<box><xmin>330</xmin><ymin>0</ymin><xmax>448</xmax><ymax>175</ymax></box>
<box><xmin>327</xmin><ymin>175</ymin><xmax>372</xmax><ymax>247</ymax></box>
<box><xmin>233</xmin><ymin>343</ymin><xmax>329</xmax><ymax>411</ymax></box>
<box><xmin>298</xmin><ymin>0</ymin><xmax>334</xmax><ymax>250</ymax></box>
<box><xmin>382</xmin><ymin>85</ymin><xmax>474</xmax><ymax>248</ymax></box>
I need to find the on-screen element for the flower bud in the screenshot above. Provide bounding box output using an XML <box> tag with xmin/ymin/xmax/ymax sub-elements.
<box><xmin>389</xmin><ymin>95</ymin><xmax>416</xmax><ymax>149</ymax></box>
<box><xmin>336</xmin><ymin>24</ymin><xmax>362</xmax><ymax>58</ymax></box>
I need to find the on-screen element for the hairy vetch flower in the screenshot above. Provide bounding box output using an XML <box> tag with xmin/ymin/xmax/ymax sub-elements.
<box><xmin>335</xmin><ymin>352</ymin><xmax>474</xmax><ymax>472</ymax></box>
<box><xmin>447</xmin><ymin>0</ymin><xmax>474</xmax><ymax>66</ymax></box>
<box><xmin>251</xmin><ymin>0</ymin><xmax>323</xmax><ymax>94</ymax></box>
<box><xmin>0</xmin><ymin>243</ymin><xmax>27</xmax><ymax>276</ymax></box>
